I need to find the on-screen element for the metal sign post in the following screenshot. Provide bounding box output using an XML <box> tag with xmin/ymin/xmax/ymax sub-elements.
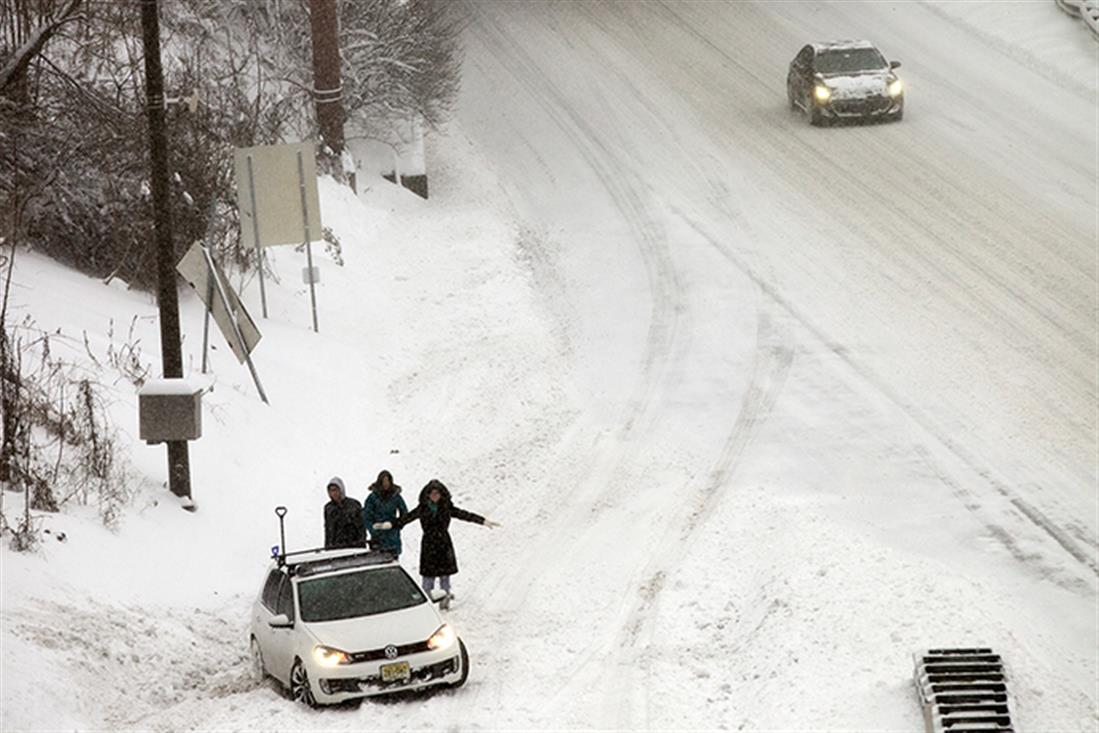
<box><xmin>245</xmin><ymin>155</ymin><xmax>269</xmax><ymax>319</ymax></box>
<box><xmin>199</xmin><ymin>245</ymin><xmax>269</xmax><ymax>404</ymax></box>
<box><xmin>177</xmin><ymin>241</ymin><xmax>266</xmax><ymax>403</ymax></box>
<box><xmin>234</xmin><ymin>141</ymin><xmax>323</xmax><ymax>332</ymax></box>
<box><xmin>201</xmin><ymin>274</ymin><xmax>213</xmax><ymax>373</ymax></box>
<box><xmin>297</xmin><ymin>149</ymin><xmax>319</xmax><ymax>333</ymax></box>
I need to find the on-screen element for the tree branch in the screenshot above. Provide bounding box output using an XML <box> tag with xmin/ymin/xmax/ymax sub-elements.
<box><xmin>0</xmin><ymin>0</ymin><xmax>85</xmax><ymax>98</ymax></box>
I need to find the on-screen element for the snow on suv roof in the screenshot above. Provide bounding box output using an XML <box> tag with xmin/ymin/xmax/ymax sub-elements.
<box><xmin>281</xmin><ymin>547</ymin><xmax>397</xmax><ymax>577</ymax></box>
<box><xmin>811</xmin><ymin>40</ymin><xmax>876</xmax><ymax>53</ymax></box>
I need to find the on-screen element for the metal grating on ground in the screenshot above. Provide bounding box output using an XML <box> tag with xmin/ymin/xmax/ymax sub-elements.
<box><xmin>914</xmin><ymin>648</ymin><xmax>1016</xmax><ymax>732</ymax></box>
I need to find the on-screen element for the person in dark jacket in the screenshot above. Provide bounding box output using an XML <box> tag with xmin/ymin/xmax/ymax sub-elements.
<box><xmin>362</xmin><ymin>470</ymin><xmax>408</xmax><ymax>556</ymax></box>
<box><xmin>323</xmin><ymin>477</ymin><xmax>364</xmax><ymax>549</ymax></box>
<box><xmin>394</xmin><ymin>479</ymin><xmax>499</xmax><ymax>607</ymax></box>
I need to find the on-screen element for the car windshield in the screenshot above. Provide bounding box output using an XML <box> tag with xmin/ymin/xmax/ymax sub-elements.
<box><xmin>298</xmin><ymin>567</ymin><xmax>425</xmax><ymax>622</ymax></box>
<box><xmin>816</xmin><ymin>48</ymin><xmax>886</xmax><ymax>74</ymax></box>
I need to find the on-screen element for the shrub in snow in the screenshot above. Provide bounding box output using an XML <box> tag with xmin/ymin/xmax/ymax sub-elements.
<box><xmin>1</xmin><ymin>309</ymin><xmax>140</xmax><ymax>545</ymax></box>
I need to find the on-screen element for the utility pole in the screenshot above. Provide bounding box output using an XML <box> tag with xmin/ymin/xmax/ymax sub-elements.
<box><xmin>140</xmin><ymin>0</ymin><xmax>191</xmax><ymax>502</ymax></box>
<box><xmin>309</xmin><ymin>0</ymin><xmax>345</xmax><ymax>160</ymax></box>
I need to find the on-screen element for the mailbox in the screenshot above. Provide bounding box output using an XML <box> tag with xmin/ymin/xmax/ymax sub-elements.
<box><xmin>139</xmin><ymin>378</ymin><xmax>203</xmax><ymax>443</ymax></box>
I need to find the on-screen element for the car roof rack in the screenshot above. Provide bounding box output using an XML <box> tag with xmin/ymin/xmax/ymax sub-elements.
<box><xmin>286</xmin><ymin>548</ymin><xmax>398</xmax><ymax>578</ymax></box>
<box><xmin>270</xmin><ymin>506</ymin><xmax>396</xmax><ymax>576</ymax></box>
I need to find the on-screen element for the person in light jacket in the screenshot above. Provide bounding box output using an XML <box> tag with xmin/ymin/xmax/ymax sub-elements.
<box><xmin>362</xmin><ymin>470</ymin><xmax>408</xmax><ymax>556</ymax></box>
<box><xmin>393</xmin><ymin>479</ymin><xmax>499</xmax><ymax>607</ymax></box>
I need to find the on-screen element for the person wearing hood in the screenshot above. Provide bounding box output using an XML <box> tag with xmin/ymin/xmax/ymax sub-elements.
<box><xmin>323</xmin><ymin>477</ymin><xmax>364</xmax><ymax>549</ymax></box>
<box><xmin>362</xmin><ymin>470</ymin><xmax>408</xmax><ymax>556</ymax></box>
<box><xmin>392</xmin><ymin>479</ymin><xmax>500</xmax><ymax>607</ymax></box>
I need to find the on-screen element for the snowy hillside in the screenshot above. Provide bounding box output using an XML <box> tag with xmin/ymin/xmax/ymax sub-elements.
<box><xmin>2</xmin><ymin>1</ymin><xmax>1096</xmax><ymax>732</ymax></box>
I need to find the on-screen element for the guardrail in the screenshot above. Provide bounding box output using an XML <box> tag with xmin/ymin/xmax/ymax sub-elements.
<box><xmin>1056</xmin><ymin>0</ymin><xmax>1099</xmax><ymax>39</ymax></box>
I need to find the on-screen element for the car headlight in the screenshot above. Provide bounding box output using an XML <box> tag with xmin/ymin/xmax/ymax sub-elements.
<box><xmin>312</xmin><ymin>644</ymin><xmax>351</xmax><ymax>667</ymax></box>
<box><xmin>813</xmin><ymin>84</ymin><xmax>831</xmax><ymax>103</ymax></box>
<box><xmin>887</xmin><ymin>78</ymin><xmax>903</xmax><ymax>97</ymax></box>
<box><xmin>427</xmin><ymin>623</ymin><xmax>456</xmax><ymax>651</ymax></box>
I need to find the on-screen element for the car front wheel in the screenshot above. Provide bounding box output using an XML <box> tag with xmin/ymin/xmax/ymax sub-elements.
<box><xmin>807</xmin><ymin>98</ymin><xmax>826</xmax><ymax>127</ymax></box>
<box><xmin>290</xmin><ymin>659</ymin><xmax>318</xmax><ymax>707</ymax></box>
<box><xmin>249</xmin><ymin>638</ymin><xmax>266</xmax><ymax>684</ymax></box>
<box><xmin>449</xmin><ymin>639</ymin><xmax>470</xmax><ymax>689</ymax></box>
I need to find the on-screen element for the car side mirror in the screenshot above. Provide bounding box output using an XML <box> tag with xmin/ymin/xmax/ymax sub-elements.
<box><xmin>429</xmin><ymin>589</ymin><xmax>448</xmax><ymax>604</ymax></box>
<box><xmin>889</xmin><ymin>60</ymin><xmax>901</xmax><ymax>69</ymax></box>
<box><xmin>269</xmin><ymin>613</ymin><xmax>293</xmax><ymax>628</ymax></box>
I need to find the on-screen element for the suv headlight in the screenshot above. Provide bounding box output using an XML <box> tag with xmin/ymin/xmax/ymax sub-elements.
<box><xmin>312</xmin><ymin>644</ymin><xmax>351</xmax><ymax>667</ymax></box>
<box><xmin>887</xmin><ymin>78</ymin><xmax>903</xmax><ymax>97</ymax></box>
<box><xmin>813</xmin><ymin>84</ymin><xmax>831</xmax><ymax>103</ymax></box>
<box><xmin>427</xmin><ymin>623</ymin><xmax>456</xmax><ymax>651</ymax></box>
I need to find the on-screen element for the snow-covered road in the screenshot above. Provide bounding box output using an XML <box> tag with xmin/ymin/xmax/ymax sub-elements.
<box><xmin>2</xmin><ymin>2</ymin><xmax>1095</xmax><ymax>731</ymax></box>
<box><xmin>464</xmin><ymin>0</ymin><xmax>1096</xmax><ymax>569</ymax></box>
<box><xmin>453</xmin><ymin>1</ymin><xmax>1097</xmax><ymax>729</ymax></box>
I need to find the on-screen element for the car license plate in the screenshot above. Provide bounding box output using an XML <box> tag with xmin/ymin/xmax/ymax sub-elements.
<box><xmin>380</xmin><ymin>661</ymin><xmax>410</xmax><ymax>682</ymax></box>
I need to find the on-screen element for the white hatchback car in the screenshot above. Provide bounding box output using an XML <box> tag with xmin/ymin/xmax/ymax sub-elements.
<box><xmin>249</xmin><ymin>547</ymin><xmax>468</xmax><ymax>705</ymax></box>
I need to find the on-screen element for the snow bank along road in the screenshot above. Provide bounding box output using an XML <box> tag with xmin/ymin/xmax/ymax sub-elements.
<box><xmin>455</xmin><ymin>1</ymin><xmax>1096</xmax><ymax>730</ymax></box>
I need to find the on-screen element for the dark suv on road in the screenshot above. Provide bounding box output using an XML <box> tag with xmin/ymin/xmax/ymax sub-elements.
<box><xmin>787</xmin><ymin>41</ymin><xmax>904</xmax><ymax>126</ymax></box>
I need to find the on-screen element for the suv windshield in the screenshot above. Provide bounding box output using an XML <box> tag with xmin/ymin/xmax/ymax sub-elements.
<box><xmin>298</xmin><ymin>567</ymin><xmax>425</xmax><ymax>622</ymax></box>
<box><xmin>816</xmin><ymin>48</ymin><xmax>886</xmax><ymax>74</ymax></box>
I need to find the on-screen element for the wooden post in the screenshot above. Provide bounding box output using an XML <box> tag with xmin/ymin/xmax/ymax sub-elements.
<box><xmin>140</xmin><ymin>0</ymin><xmax>191</xmax><ymax>502</ymax></box>
<box><xmin>309</xmin><ymin>0</ymin><xmax>345</xmax><ymax>159</ymax></box>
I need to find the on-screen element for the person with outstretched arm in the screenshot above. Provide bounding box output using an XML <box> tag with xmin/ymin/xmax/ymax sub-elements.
<box><xmin>386</xmin><ymin>479</ymin><xmax>500</xmax><ymax>609</ymax></box>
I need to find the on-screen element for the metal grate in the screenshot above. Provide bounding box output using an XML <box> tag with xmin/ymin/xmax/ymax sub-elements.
<box><xmin>914</xmin><ymin>648</ymin><xmax>1015</xmax><ymax>732</ymax></box>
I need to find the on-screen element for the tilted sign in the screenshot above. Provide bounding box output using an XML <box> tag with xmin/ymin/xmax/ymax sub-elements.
<box><xmin>176</xmin><ymin>242</ymin><xmax>261</xmax><ymax>363</ymax></box>
<box><xmin>234</xmin><ymin>141</ymin><xmax>323</xmax><ymax>249</ymax></box>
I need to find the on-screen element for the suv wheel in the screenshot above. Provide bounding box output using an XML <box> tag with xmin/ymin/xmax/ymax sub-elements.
<box><xmin>249</xmin><ymin>638</ymin><xmax>266</xmax><ymax>684</ymax></box>
<box><xmin>449</xmin><ymin>639</ymin><xmax>470</xmax><ymax>689</ymax></box>
<box><xmin>290</xmin><ymin>659</ymin><xmax>318</xmax><ymax>707</ymax></box>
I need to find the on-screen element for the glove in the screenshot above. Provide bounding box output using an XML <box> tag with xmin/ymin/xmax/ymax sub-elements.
<box><xmin>484</xmin><ymin>519</ymin><xmax>501</xmax><ymax>528</ymax></box>
<box><xmin>372</xmin><ymin>521</ymin><xmax>392</xmax><ymax>530</ymax></box>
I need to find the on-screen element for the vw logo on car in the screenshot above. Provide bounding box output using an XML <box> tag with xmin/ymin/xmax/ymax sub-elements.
<box><xmin>385</xmin><ymin>645</ymin><xmax>399</xmax><ymax>660</ymax></box>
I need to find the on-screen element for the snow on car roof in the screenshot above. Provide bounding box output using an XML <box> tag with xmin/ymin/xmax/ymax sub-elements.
<box><xmin>281</xmin><ymin>547</ymin><xmax>398</xmax><ymax>576</ymax></box>
<box><xmin>811</xmin><ymin>40</ymin><xmax>876</xmax><ymax>53</ymax></box>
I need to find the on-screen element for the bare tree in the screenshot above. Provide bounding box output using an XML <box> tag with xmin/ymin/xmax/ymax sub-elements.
<box><xmin>338</xmin><ymin>0</ymin><xmax>464</xmax><ymax>135</ymax></box>
<box><xmin>1</xmin><ymin>0</ymin><xmax>465</xmax><ymax>288</ymax></box>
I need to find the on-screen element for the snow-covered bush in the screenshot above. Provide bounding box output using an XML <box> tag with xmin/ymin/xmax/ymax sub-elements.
<box><xmin>1</xmin><ymin>254</ymin><xmax>139</xmax><ymax>544</ymax></box>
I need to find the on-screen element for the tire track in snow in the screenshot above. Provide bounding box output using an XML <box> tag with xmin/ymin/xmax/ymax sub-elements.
<box><xmin>657</xmin><ymin>0</ymin><xmax>1094</xmax><ymax>365</ymax></box>
<box><xmin>464</xmin><ymin>8</ymin><xmax>800</xmax><ymax>725</ymax></box>
<box><xmin>595</xmin><ymin>319</ymin><xmax>793</xmax><ymax>729</ymax></box>
<box><xmin>526</xmin><ymin>303</ymin><xmax>792</xmax><ymax>726</ymax></box>
<box><xmin>459</xmin><ymin>4</ymin><xmax>696</xmax><ymax>718</ymax></box>
<box><xmin>468</xmin><ymin>0</ymin><xmax>685</xmax><ymax>450</ymax></box>
<box><xmin>650</xmin><ymin>2</ymin><xmax>1098</xmax><ymax>581</ymax></box>
<box><xmin>676</xmin><ymin>210</ymin><xmax>1099</xmax><ymax>581</ymax></box>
